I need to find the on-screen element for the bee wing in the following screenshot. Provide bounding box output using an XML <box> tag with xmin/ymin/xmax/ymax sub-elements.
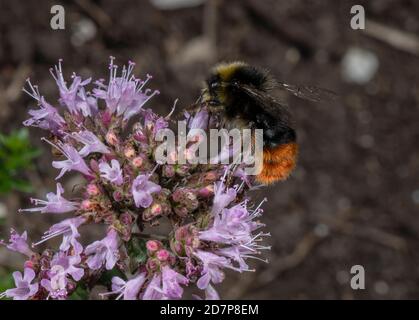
<box><xmin>238</xmin><ymin>84</ymin><xmax>291</xmax><ymax>122</ymax></box>
<box><xmin>275</xmin><ymin>81</ymin><xmax>338</xmax><ymax>102</ymax></box>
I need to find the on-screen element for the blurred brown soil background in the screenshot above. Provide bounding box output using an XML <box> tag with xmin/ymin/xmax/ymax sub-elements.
<box><xmin>1</xmin><ymin>0</ymin><xmax>419</xmax><ymax>299</ymax></box>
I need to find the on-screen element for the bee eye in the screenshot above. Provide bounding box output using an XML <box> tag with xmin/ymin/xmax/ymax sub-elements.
<box><xmin>211</xmin><ymin>82</ymin><xmax>219</xmax><ymax>89</ymax></box>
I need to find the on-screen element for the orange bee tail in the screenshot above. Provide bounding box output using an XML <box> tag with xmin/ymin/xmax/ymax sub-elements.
<box><xmin>255</xmin><ymin>142</ymin><xmax>298</xmax><ymax>185</ymax></box>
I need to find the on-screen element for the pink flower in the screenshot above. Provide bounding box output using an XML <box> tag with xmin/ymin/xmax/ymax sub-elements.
<box><xmin>85</xmin><ymin>229</ymin><xmax>119</xmax><ymax>270</ymax></box>
<box><xmin>143</xmin><ymin>109</ymin><xmax>168</xmax><ymax>137</ymax></box>
<box><xmin>47</xmin><ymin>141</ymin><xmax>92</xmax><ymax>179</ymax></box>
<box><xmin>33</xmin><ymin>216</ymin><xmax>85</xmax><ymax>255</ymax></box>
<box><xmin>161</xmin><ymin>266</ymin><xmax>188</xmax><ymax>299</ymax></box>
<box><xmin>99</xmin><ymin>159</ymin><xmax>123</xmax><ymax>186</ymax></box>
<box><xmin>199</xmin><ymin>204</ymin><xmax>260</xmax><ymax>245</ymax></box>
<box><xmin>39</xmin><ymin>250</ymin><xmax>84</xmax><ymax>300</ymax></box>
<box><xmin>141</xmin><ymin>266</ymin><xmax>188</xmax><ymax>300</ymax></box>
<box><xmin>75</xmin><ymin>86</ymin><xmax>98</xmax><ymax>117</ymax></box>
<box><xmin>142</xmin><ymin>274</ymin><xmax>164</xmax><ymax>300</ymax></box>
<box><xmin>71</xmin><ymin>130</ymin><xmax>110</xmax><ymax>157</ymax></box>
<box><xmin>194</xmin><ymin>250</ymin><xmax>236</xmax><ymax>290</ymax></box>
<box><xmin>210</xmin><ymin>182</ymin><xmax>237</xmax><ymax>216</ymax></box>
<box><xmin>193</xmin><ymin>284</ymin><xmax>220</xmax><ymax>300</ymax></box>
<box><xmin>50</xmin><ymin>60</ymin><xmax>96</xmax><ymax>116</ymax></box>
<box><xmin>41</xmin><ymin>268</ymin><xmax>68</xmax><ymax>300</ymax></box>
<box><xmin>102</xmin><ymin>273</ymin><xmax>146</xmax><ymax>300</ymax></box>
<box><xmin>93</xmin><ymin>58</ymin><xmax>159</xmax><ymax>121</ymax></box>
<box><xmin>1</xmin><ymin>229</ymin><xmax>34</xmax><ymax>257</ymax></box>
<box><xmin>204</xmin><ymin>284</ymin><xmax>220</xmax><ymax>300</ymax></box>
<box><xmin>23</xmin><ymin>79</ymin><xmax>65</xmax><ymax>134</ymax></box>
<box><xmin>0</xmin><ymin>268</ymin><xmax>38</xmax><ymax>300</ymax></box>
<box><xmin>19</xmin><ymin>183</ymin><xmax>78</xmax><ymax>214</ymax></box>
<box><xmin>51</xmin><ymin>251</ymin><xmax>84</xmax><ymax>281</ymax></box>
<box><xmin>216</xmin><ymin>245</ymin><xmax>261</xmax><ymax>272</ymax></box>
<box><xmin>132</xmin><ymin>174</ymin><xmax>161</xmax><ymax>208</ymax></box>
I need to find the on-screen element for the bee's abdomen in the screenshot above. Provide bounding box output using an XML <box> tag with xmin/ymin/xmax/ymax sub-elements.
<box><xmin>256</xmin><ymin>142</ymin><xmax>298</xmax><ymax>185</ymax></box>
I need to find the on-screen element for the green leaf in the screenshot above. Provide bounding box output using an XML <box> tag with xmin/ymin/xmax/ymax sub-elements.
<box><xmin>127</xmin><ymin>237</ymin><xmax>148</xmax><ymax>271</ymax></box>
<box><xmin>10</xmin><ymin>179</ymin><xmax>33</xmax><ymax>193</ymax></box>
<box><xmin>98</xmin><ymin>268</ymin><xmax>126</xmax><ymax>287</ymax></box>
<box><xmin>0</xmin><ymin>128</ymin><xmax>40</xmax><ymax>194</ymax></box>
<box><xmin>69</xmin><ymin>285</ymin><xmax>89</xmax><ymax>300</ymax></box>
<box><xmin>0</xmin><ymin>268</ymin><xmax>15</xmax><ymax>294</ymax></box>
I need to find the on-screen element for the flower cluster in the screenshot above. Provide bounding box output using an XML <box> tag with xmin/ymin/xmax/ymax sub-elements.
<box><xmin>0</xmin><ymin>58</ymin><xmax>270</xmax><ymax>300</ymax></box>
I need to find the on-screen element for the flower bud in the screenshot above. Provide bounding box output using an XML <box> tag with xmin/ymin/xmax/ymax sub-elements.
<box><xmin>67</xmin><ymin>281</ymin><xmax>77</xmax><ymax>292</ymax></box>
<box><xmin>81</xmin><ymin>199</ymin><xmax>93</xmax><ymax>210</ymax></box>
<box><xmin>204</xmin><ymin>171</ymin><xmax>218</xmax><ymax>183</ymax></box>
<box><xmin>146</xmin><ymin>258</ymin><xmax>159</xmax><ymax>272</ymax></box>
<box><xmin>173</xmin><ymin>242</ymin><xmax>184</xmax><ymax>256</ymax></box>
<box><xmin>156</xmin><ymin>249</ymin><xmax>170</xmax><ymax>262</ymax></box>
<box><xmin>106</xmin><ymin>130</ymin><xmax>119</xmax><ymax>146</ymax></box>
<box><xmin>24</xmin><ymin>260</ymin><xmax>34</xmax><ymax>269</ymax></box>
<box><xmin>172</xmin><ymin>188</ymin><xmax>198</xmax><ymax>214</ymax></box>
<box><xmin>113</xmin><ymin>190</ymin><xmax>123</xmax><ymax>202</ymax></box>
<box><xmin>146</xmin><ymin>121</ymin><xmax>154</xmax><ymax>132</ymax></box>
<box><xmin>171</xmin><ymin>189</ymin><xmax>183</xmax><ymax>202</ymax></box>
<box><xmin>133</xmin><ymin>129</ymin><xmax>147</xmax><ymax>143</ymax></box>
<box><xmin>175</xmin><ymin>164</ymin><xmax>189</xmax><ymax>176</ymax></box>
<box><xmin>175</xmin><ymin>227</ymin><xmax>188</xmax><ymax>241</ymax></box>
<box><xmin>90</xmin><ymin>159</ymin><xmax>99</xmax><ymax>172</ymax></box>
<box><xmin>124</xmin><ymin>146</ymin><xmax>136</xmax><ymax>158</ymax></box>
<box><xmin>102</xmin><ymin>111</ymin><xmax>112</xmax><ymax>127</ymax></box>
<box><xmin>86</xmin><ymin>184</ymin><xmax>100</xmax><ymax>196</ymax></box>
<box><xmin>143</xmin><ymin>203</ymin><xmax>163</xmax><ymax>221</ymax></box>
<box><xmin>132</xmin><ymin>156</ymin><xmax>143</xmax><ymax>168</ymax></box>
<box><xmin>146</xmin><ymin>240</ymin><xmax>161</xmax><ymax>253</ymax></box>
<box><xmin>186</xmin><ymin>259</ymin><xmax>199</xmax><ymax>278</ymax></box>
<box><xmin>185</xmin><ymin>236</ymin><xmax>193</xmax><ymax>246</ymax></box>
<box><xmin>120</xmin><ymin>212</ymin><xmax>133</xmax><ymax>225</ymax></box>
<box><xmin>151</xmin><ymin>203</ymin><xmax>162</xmax><ymax>215</ymax></box>
<box><xmin>174</xmin><ymin>206</ymin><xmax>188</xmax><ymax>218</ymax></box>
<box><xmin>185</xmin><ymin>191</ymin><xmax>198</xmax><ymax>208</ymax></box>
<box><xmin>162</xmin><ymin>165</ymin><xmax>175</xmax><ymax>178</ymax></box>
<box><xmin>198</xmin><ymin>185</ymin><xmax>214</xmax><ymax>197</ymax></box>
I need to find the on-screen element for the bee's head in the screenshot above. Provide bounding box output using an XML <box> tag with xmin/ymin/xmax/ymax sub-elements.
<box><xmin>202</xmin><ymin>62</ymin><xmax>269</xmax><ymax>105</ymax></box>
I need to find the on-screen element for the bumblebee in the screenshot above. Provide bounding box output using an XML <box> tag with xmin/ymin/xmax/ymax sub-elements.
<box><xmin>200</xmin><ymin>61</ymin><xmax>335</xmax><ymax>185</ymax></box>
